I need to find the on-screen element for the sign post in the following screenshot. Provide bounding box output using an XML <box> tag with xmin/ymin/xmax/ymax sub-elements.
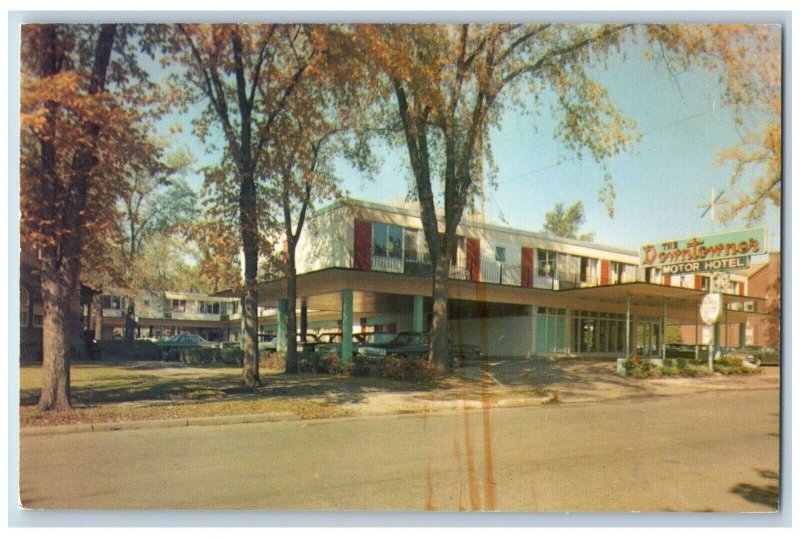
<box><xmin>700</xmin><ymin>293</ymin><xmax>723</xmax><ymax>371</ymax></box>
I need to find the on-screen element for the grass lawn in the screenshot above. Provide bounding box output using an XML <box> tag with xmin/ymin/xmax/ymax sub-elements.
<box><xmin>19</xmin><ymin>359</ymin><xmax>489</xmax><ymax>428</ymax></box>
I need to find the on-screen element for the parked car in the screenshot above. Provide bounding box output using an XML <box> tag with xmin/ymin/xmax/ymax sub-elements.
<box><xmin>157</xmin><ymin>334</ymin><xmax>220</xmax><ymax>349</ymax></box>
<box><xmin>156</xmin><ymin>334</ymin><xmax>224</xmax><ymax>360</ymax></box>
<box><xmin>357</xmin><ymin>332</ymin><xmax>396</xmax><ymax>348</ymax></box>
<box><xmin>723</xmin><ymin>346</ymin><xmax>779</xmax><ymax>366</ymax></box>
<box><xmin>748</xmin><ymin>346</ymin><xmax>780</xmax><ymax>366</ymax></box>
<box><xmin>257</xmin><ymin>333</ymin><xmax>276</xmax><ymax>351</ymax></box>
<box><xmin>664</xmin><ymin>343</ymin><xmax>707</xmax><ymax>359</ymax></box>
<box><xmin>356</xmin><ymin>331</ymin><xmax>484</xmax><ymax>367</ymax></box>
<box><xmin>315</xmin><ymin>333</ymin><xmax>366</xmax><ymax>357</ymax></box>
<box><xmin>260</xmin><ymin>333</ymin><xmax>319</xmax><ymax>353</ymax></box>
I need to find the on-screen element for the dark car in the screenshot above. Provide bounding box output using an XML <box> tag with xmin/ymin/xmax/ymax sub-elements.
<box><xmin>156</xmin><ymin>334</ymin><xmax>224</xmax><ymax>360</ymax></box>
<box><xmin>357</xmin><ymin>331</ymin><xmax>483</xmax><ymax>366</ymax></box>
<box><xmin>260</xmin><ymin>333</ymin><xmax>319</xmax><ymax>353</ymax></box>
<box><xmin>158</xmin><ymin>334</ymin><xmax>220</xmax><ymax>349</ymax></box>
<box><xmin>747</xmin><ymin>346</ymin><xmax>780</xmax><ymax>365</ymax></box>
<box><xmin>723</xmin><ymin>346</ymin><xmax>779</xmax><ymax>366</ymax></box>
<box><xmin>664</xmin><ymin>343</ymin><xmax>707</xmax><ymax>359</ymax></box>
<box><xmin>315</xmin><ymin>333</ymin><xmax>367</xmax><ymax>357</ymax></box>
<box><xmin>257</xmin><ymin>333</ymin><xmax>276</xmax><ymax>351</ymax></box>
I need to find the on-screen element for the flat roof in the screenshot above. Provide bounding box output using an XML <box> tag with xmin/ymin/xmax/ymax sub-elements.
<box><xmin>219</xmin><ymin>267</ymin><xmax>770</xmax><ymax>325</ymax></box>
<box><xmin>314</xmin><ymin>197</ymin><xmax>639</xmax><ymax>258</ymax></box>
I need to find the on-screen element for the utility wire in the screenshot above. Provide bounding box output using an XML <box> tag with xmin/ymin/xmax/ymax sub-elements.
<box><xmin>496</xmin><ymin>107</ymin><xmax>719</xmax><ymax>186</ymax></box>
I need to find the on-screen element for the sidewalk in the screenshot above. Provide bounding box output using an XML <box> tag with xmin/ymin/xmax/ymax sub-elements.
<box><xmin>20</xmin><ymin>359</ymin><xmax>781</xmax><ymax>437</ymax></box>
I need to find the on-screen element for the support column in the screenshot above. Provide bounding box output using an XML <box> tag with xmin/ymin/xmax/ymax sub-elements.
<box><xmin>695</xmin><ymin>301</ymin><xmax>700</xmax><ymax>360</ymax></box>
<box><xmin>412</xmin><ymin>295</ymin><xmax>424</xmax><ymax>333</ymax></box>
<box><xmin>739</xmin><ymin>323</ymin><xmax>747</xmax><ymax>349</ymax></box>
<box><xmin>625</xmin><ymin>293</ymin><xmax>631</xmax><ymax>360</ymax></box>
<box><xmin>662</xmin><ymin>298</ymin><xmax>667</xmax><ymax>360</ymax></box>
<box><xmin>277</xmin><ymin>299</ymin><xmax>288</xmax><ymax>353</ymax></box>
<box><xmin>341</xmin><ymin>289</ymin><xmax>354</xmax><ymax>363</ymax></box>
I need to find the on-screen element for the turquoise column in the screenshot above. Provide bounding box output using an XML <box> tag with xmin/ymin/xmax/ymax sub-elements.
<box><xmin>341</xmin><ymin>289</ymin><xmax>354</xmax><ymax>363</ymax></box>
<box><xmin>277</xmin><ymin>299</ymin><xmax>288</xmax><ymax>353</ymax></box>
<box><xmin>413</xmin><ymin>295</ymin><xmax>424</xmax><ymax>333</ymax></box>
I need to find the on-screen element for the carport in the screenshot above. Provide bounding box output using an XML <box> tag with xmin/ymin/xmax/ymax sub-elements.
<box><xmin>217</xmin><ymin>268</ymin><xmax>768</xmax><ymax>361</ymax></box>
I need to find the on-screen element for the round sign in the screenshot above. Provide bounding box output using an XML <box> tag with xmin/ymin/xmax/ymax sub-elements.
<box><xmin>700</xmin><ymin>293</ymin><xmax>723</xmax><ymax>325</ymax></box>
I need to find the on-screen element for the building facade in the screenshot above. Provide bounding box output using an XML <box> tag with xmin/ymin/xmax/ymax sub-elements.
<box><xmin>246</xmin><ymin>198</ymin><xmax>763</xmax><ymax>360</ymax></box>
<box><xmin>23</xmin><ymin>198</ymin><xmax>774</xmax><ymax>361</ymax></box>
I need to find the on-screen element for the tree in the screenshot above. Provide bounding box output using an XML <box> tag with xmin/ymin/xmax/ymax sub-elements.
<box><xmin>110</xmin><ymin>145</ymin><xmax>197</xmax><ymax>339</ymax></box>
<box><xmin>710</xmin><ymin>26</ymin><xmax>781</xmax><ymax>224</ymax></box>
<box><xmin>341</xmin><ymin>24</ymin><xmax>638</xmax><ymax>368</ymax></box>
<box><xmin>542</xmin><ymin>201</ymin><xmax>594</xmax><ymax>241</ymax></box>
<box><xmin>264</xmin><ymin>28</ymin><xmax>375</xmax><ymax>373</ymax></box>
<box><xmin>338</xmin><ymin>23</ymin><xmax>779</xmax><ymax>369</ymax></box>
<box><xmin>164</xmin><ymin>24</ymin><xmax>313</xmax><ymax>388</ymax></box>
<box><xmin>20</xmin><ymin>24</ymin><xmax>158</xmax><ymax>411</ymax></box>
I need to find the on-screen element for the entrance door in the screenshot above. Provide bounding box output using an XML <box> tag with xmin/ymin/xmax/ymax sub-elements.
<box><xmin>636</xmin><ymin>318</ymin><xmax>661</xmax><ymax>356</ymax></box>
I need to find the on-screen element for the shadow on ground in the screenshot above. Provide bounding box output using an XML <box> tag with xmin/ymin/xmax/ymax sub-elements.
<box><xmin>454</xmin><ymin>358</ymin><xmax>655</xmax><ymax>400</ymax></box>
<box><xmin>20</xmin><ymin>359</ymin><xmax>440</xmax><ymax>409</ymax></box>
<box><xmin>729</xmin><ymin>469</ymin><xmax>780</xmax><ymax>510</ymax></box>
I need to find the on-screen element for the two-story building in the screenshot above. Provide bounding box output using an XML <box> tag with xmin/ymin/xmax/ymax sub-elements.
<box><xmin>237</xmin><ymin>198</ymin><xmax>765</xmax><ymax>360</ymax></box>
<box><xmin>97</xmin><ymin>290</ymin><xmax>242</xmax><ymax>342</ymax></box>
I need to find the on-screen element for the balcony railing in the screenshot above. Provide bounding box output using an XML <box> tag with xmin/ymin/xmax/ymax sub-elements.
<box><xmin>350</xmin><ymin>246</ymin><xmax>641</xmax><ymax>290</ymax></box>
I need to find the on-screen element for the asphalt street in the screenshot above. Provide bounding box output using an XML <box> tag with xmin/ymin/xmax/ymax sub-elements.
<box><xmin>19</xmin><ymin>389</ymin><xmax>780</xmax><ymax>512</ymax></box>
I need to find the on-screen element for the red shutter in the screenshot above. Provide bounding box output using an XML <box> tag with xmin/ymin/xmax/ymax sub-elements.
<box><xmin>600</xmin><ymin>260</ymin><xmax>610</xmax><ymax>286</ymax></box>
<box><xmin>466</xmin><ymin>238</ymin><xmax>480</xmax><ymax>282</ymax></box>
<box><xmin>663</xmin><ymin>274</ymin><xmax>672</xmax><ymax>286</ymax></box>
<box><xmin>521</xmin><ymin>247</ymin><xmax>534</xmax><ymax>287</ymax></box>
<box><xmin>695</xmin><ymin>275</ymin><xmax>703</xmax><ymax>290</ymax></box>
<box><xmin>354</xmin><ymin>219</ymin><xmax>372</xmax><ymax>270</ymax></box>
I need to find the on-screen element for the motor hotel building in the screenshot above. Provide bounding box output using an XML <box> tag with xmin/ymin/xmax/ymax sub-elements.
<box><xmin>233</xmin><ymin>198</ymin><xmax>770</xmax><ymax>361</ymax></box>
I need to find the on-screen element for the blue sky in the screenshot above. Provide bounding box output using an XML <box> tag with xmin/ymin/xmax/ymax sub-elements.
<box><xmin>158</xmin><ymin>30</ymin><xmax>782</xmax><ymax>254</ymax></box>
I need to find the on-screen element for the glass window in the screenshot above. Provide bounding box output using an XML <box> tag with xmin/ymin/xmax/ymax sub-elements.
<box><xmin>537</xmin><ymin>249</ymin><xmax>556</xmax><ymax>276</ymax></box>
<box><xmin>20</xmin><ymin>287</ymin><xmax>29</xmax><ymax>327</ymax></box>
<box><xmin>372</xmin><ymin>222</ymin><xmax>387</xmax><ymax>257</ymax></box>
<box><xmin>387</xmin><ymin>224</ymin><xmax>403</xmax><ymax>259</ymax></box>
<box><xmin>32</xmin><ymin>301</ymin><xmax>43</xmax><ymax>327</ymax></box>
<box><xmin>495</xmin><ymin>246</ymin><xmax>506</xmax><ymax>262</ymax></box>
<box><xmin>404</xmin><ymin>229</ymin><xmax>418</xmax><ymax>261</ymax></box>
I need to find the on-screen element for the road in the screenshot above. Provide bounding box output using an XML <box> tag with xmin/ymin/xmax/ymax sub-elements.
<box><xmin>19</xmin><ymin>389</ymin><xmax>780</xmax><ymax>512</ymax></box>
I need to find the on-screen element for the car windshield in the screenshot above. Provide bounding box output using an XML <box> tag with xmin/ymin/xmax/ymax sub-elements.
<box><xmin>364</xmin><ymin>333</ymin><xmax>394</xmax><ymax>344</ymax></box>
<box><xmin>392</xmin><ymin>333</ymin><xmax>420</xmax><ymax>345</ymax></box>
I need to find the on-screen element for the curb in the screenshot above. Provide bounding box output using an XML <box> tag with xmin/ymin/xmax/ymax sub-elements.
<box><xmin>20</xmin><ymin>377</ymin><xmax>779</xmax><ymax>437</ymax></box>
<box><xmin>20</xmin><ymin>410</ymin><xmax>299</xmax><ymax>437</ymax></box>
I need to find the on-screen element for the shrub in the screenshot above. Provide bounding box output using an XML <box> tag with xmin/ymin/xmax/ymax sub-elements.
<box><xmin>352</xmin><ymin>356</ymin><xmax>382</xmax><ymax>377</ymax></box>
<box><xmin>178</xmin><ymin>347</ymin><xmax>221</xmax><ymax>365</ymax></box>
<box><xmin>381</xmin><ymin>355</ymin><xmax>438</xmax><ymax>382</ymax></box>
<box><xmin>660</xmin><ymin>358</ymin><xmax>680</xmax><ymax>376</ymax></box>
<box><xmin>678</xmin><ymin>359</ymin><xmax>711</xmax><ymax>377</ymax></box>
<box><xmin>296</xmin><ymin>353</ymin><xmax>352</xmax><ymax>375</ymax></box>
<box><xmin>262</xmin><ymin>352</ymin><xmax>286</xmax><ymax>371</ymax></box>
<box><xmin>96</xmin><ymin>340</ymin><xmax>163</xmax><ymax>361</ymax></box>
<box><xmin>220</xmin><ymin>348</ymin><xmax>244</xmax><ymax>367</ymax></box>
<box><xmin>714</xmin><ymin>354</ymin><xmax>760</xmax><ymax>375</ymax></box>
<box><xmin>20</xmin><ymin>342</ymin><xmax>42</xmax><ymax>362</ymax></box>
<box><xmin>623</xmin><ymin>355</ymin><xmax>652</xmax><ymax>378</ymax></box>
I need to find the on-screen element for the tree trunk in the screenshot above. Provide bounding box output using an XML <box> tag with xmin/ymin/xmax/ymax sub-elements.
<box><xmin>37</xmin><ymin>258</ymin><xmax>74</xmax><ymax>412</ymax></box>
<box><xmin>284</xmin><ymin>246</ymin><xmax>299</xmax><ymax>374</ymax></box>
<box><xmin>123</xmin><ymin>297</ymin><xmax>135</xmax><ymax>341</ymax></box>
<box><xmin>240</xmin><ymin>173</ymin><xmax>260</xmax><ymax>388</ymax></box>
<box><xmin>428</xmin><ymin>252</ymin><xmax>451</xmax><ymax>370</ymax></box>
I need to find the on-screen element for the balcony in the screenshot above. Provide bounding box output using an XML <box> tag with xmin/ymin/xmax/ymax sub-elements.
<box><xmin>350</xmin><ymin>247</ymin><xmax>641</xmax><ymax>291</ymax></box>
